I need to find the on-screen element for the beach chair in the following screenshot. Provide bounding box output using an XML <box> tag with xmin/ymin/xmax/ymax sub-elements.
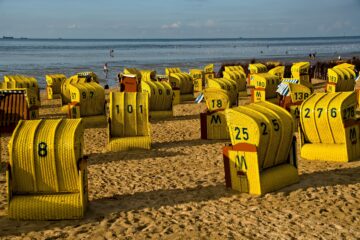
<box><xmin>222</xmin><ymin>66</ymin><xmax>247</xmax><ymax>98</ymax></box>
<box><xmin>61</xmin><ymin>73</ymin><xmax>99</xmax><ymax>106</ymax></box>
<box><xmin>249</xmin><ymin>73</ymin><xmax>281</xmax><ymax>104</ymax></box>
<box><xmin>7</xmin><ymin>119</ymin><xmax>87</xmax><ymax>220</ymax></box>
<box><xmin>0</xmin><ymin>89</ymin><xmax>40</xmax><ymax>133</ymax></box>
<box><xmin>141</xmin><ymin>77</ymin><xmax>173</xmax><ymax>119</ymax></box>
<box><xmin>189</xmin><ymin>64</ymin><xmax>216</xmax><ymax>97</ymax></box>
<box><xmin>299</xmin><ymin>92</ymin><xmax>360</xmax><ymax>162</ymax></box>
<box><xmin>108</xmin><ymin>92</ymin><xmax>151</xmax><ymax>151</ymax></box>
<box><xmin>268</xmin><ymin>66</ymin><xmax>285</xmax><ymax>79</ymax></box>
<box><xmin>207</xmin><ymin>78</ymin><xmax>238</xmax><ymax>106</ymax></box>
<box><xmin>190</xmin><ymin>69</ymin><xmax>204</xmax><ymax>96</ymax></box>
<box><xmin>200</xmin><ymin>88</ymin><xmax>231</xmax><ymax>140</ymax></box>
<box><xmin>118</xmin><ymin>68</ymin><xmax>142</xmax><ymax>92</ymax></box>
<box><xmin>3</xmin><ymin>75</ymin><xmax>40</xmax><ymax>101</ymax></box>
<box><xmin>77</xmin><ymin>71</ymin><xmax>99</xmax><ymax>83</ymax></box>
<box><xmin>67</xmin><ymin>81</ymin><xmax>107</xmax><ymax>128</ymax></box>
<box><xmin>278</xmin><ymin>81</ymin><xmax>312</xmax><ymax>130</ymax></box>
<box><xmin>46</xmin><ymin>74</ymin><xmax>66</xmax><ymax>99</ymax></box>
<box><xmin>248</xmin><ymin>63</ymin><xmax>268</xmax><ymax>75</ymax></box>
<box><xmin>326</xmin><ymin>64</ymin><xmax>356</xmax><ymax>93</ymax></box>
<box><xmin>291</xmin><ymin>62</ymin><xmax>311</xmax><ymax>83</ymax></box>
<box><xmin>223</xmin><ymin>101</ymin><xmax>299</xmax><ymax>195</ymax></box>
<box><xmin>165</xmin><ymin>67</ymin><xmax>194</xmax><ymax>104</ymax></box>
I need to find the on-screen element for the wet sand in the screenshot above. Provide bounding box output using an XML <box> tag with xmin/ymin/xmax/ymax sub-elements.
<box><xmin>0</xmin><ymin>84</ymin><xmax>359</xmax><ymax>239</ymax></box>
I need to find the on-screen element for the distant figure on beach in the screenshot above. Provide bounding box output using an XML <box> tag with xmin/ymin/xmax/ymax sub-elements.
<box><xmin>285</xmin><ymin>50</ymin><xmax>288</xmax><ymax>55</ymax></box>
<box><xmin>110</xmin><ymin>49</ymin><xmax>114</xmax><ymax>57</ymax></box>
<box><xmin>260</xmin><ymin>50</ymin><xmax>263</xmax><ymax>54</ymax></box>
<box><xmin>103</xmin><ymin>63</ymin><xmax>109</xmax><ymax>89</ymax></box>
<box><xmin>338</xmin><ymin>56</ymin><xmax>342</xmax><ymax>60</ymax></box>
<box><xmin>104</xmin><ymin>63</ymin><xmax>109</xmax><ymax>79</ymax></box>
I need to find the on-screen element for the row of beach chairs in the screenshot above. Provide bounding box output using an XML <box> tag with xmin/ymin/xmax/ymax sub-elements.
<box><xmin>2</xmin><ymin>61</ymin><xmax>359</xmax><ymax>220</ymax></box>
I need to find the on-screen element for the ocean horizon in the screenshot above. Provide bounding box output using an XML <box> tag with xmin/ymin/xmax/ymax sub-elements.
<box><xmin>1</xmin><ymin>35</ymin><xmax>360</xmax><ymax>88</ymax></box>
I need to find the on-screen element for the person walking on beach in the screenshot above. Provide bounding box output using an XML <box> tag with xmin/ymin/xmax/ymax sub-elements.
<box><xmin>104</xmin><ymin>63</ymin><xmax>109</xmax><ymax>79</ymax></box>
<box><xmin>110</xmin><ymin>49</ymin><xmax>114</xmax><ymax>57</ymax></box>
<box><xmin>103</xmin><ymin>63</ymin><xmax>110</xmax><ymax>89</ymax></box>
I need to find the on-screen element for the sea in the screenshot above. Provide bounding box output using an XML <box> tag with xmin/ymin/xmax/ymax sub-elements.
<box><xmin>1</xmin><ymin>37</ymin><xmax>360</xmax><ymax>88</ymax></box>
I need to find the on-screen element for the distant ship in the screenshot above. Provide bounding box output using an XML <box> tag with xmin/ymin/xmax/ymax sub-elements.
<box><xmin>2</xmin><ymin>36</ymin><xmax>14</xmax><ymax>39</ymax></box>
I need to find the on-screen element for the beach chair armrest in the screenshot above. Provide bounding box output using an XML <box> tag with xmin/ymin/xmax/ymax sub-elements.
<box><xmin>77</xmin><ymin>156</ymin><xmax>88</xmax><ymax>171</ymax></box>
<box><xmin>78</xmin><ymin>156</ymin><xmax>88</xmax><ymax>208</ymax></box>
<box><xmin>6</xmin><ymin>163</ymin><xmax>12</xmax><ymax>204</ymax></box>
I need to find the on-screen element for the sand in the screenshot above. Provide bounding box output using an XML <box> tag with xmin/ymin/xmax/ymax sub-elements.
<box><xmin>0</xmin><ymin>84</ymin><xmax>359</xmax><ymax>240</ymax></box>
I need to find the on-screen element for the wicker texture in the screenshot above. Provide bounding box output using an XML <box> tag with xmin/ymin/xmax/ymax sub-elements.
<box><xmin>8</xmin><ymin>119</ymin><xmax>86</xmax><ymax>220</ymax></box>
<box><xmin>108</xmin><ymin>92</ymin><xmax>151</xmax><ymax>151</ymax></box>
<box><xmin>9</xmin><ymin>193</ymin><xmax>83</xmax><ymax>220</ymax></box>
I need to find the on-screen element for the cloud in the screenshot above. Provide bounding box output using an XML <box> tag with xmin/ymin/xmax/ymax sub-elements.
<box><xmin>67</xmin><ymin>24</ymin><xmax>79</xmax><ymax>29</ymax></box>
<box><xmin>188</xmin><ymin>19</ymin><xmax>216</xmax><ymax>28</ymax></box>
<box><xmin>204</xmin><ymin>19</ymin><xmax>215</xmax><ymax>27</ymax></box>
<box><xmin>161</xmin><ymin>21</ymin><xmax>181</xmax><ymax>29</ymax></box>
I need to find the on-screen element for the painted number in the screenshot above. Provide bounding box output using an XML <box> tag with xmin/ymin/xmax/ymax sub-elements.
<box><xmin>211</xmin><ymin>99</ymin><xmax>222</xmax><ymax>108</ymax></box>
<box><xmin>38</xmin><ymin>142</ymin><xmax>48</xmax><ymax>157</ymax></box>
<box><xmin>304</xmin><ymin>108</ymin><xmax>310</xmax><ymax>118</ymax></box>
<box><xmin>260</xmin><ymin>122</ymin><xmax>268</xmax><ymax>135</ymax></box>
<box><xmin>294</xmin><ymin>92</ymin><xmax>309</xmax><ymax>101</ymax></box>
<box><xmin>330</xmin><ymin>108</ymin><xmax>337</xmax><ymax>118</ymax></box>
<box><xmin>343</xmin><ymin>106</ymin><xmax>355</xmax><ymax>119</ymax></box>
<box><xmin>235</xmin><ymin>127</ymin><xmax>249</xmax><ymax>140</ymax></box>
<box><xmin>272</xmin><ymin>119</ymin><xmax>280</xmax><ymax>131</ymax></box>
<box><xmin>317</xmin><ymin>108</ymin><xmax>323</xmax><ymax>118</ymax></box>
<box><xmin>127</xmin><ymin>104</ymin><xmax>133</xmax><ymax>113</ymax></box>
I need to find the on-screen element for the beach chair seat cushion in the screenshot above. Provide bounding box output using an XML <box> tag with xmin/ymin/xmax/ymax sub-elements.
<box><xmin>108</xmin><ymin>136</ymin><xmax>151</xmax><ymax>151</ymax></box>
<box><xmin>9</xmin><ymin>193</ymin><xmax>83</xmax><ymax>220</ymax></box>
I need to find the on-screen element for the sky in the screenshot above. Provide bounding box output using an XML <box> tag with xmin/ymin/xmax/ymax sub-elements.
<box><xmin>0</xmin><ymin>0</ymin><xmax>359</xmax><ymax>39</ymax></box>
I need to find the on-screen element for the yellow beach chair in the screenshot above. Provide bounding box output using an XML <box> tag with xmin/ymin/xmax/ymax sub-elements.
<box><xmin>7</xmin><ymin>119</ymin><xmax>87</xmax><ymax>220</ymax></box>
<box><xmin>141</xmin><ymin>78</ymin><xmax>173</xmax><ymax>119</ymax></box>
<box><xmin>3</xmin><ymin>75</ymin><xmax>40</xmax><ymax>101</ymax></box>
<box><xmin>46</xmin><ymin>74</ymin><xmax>66</xmax><ymax>99</ymax></box>
<box><xmin>165</xmin><ymin>67</ymin><xmax>194</xmax><ymax>104</ymax></box>
<box><xmin>223</xmin><ymin>101</ymin><xmax>299</xmax><ymax>195</ymax></box>
<box><xmin>60</xmin><ymin>72</ymin><xmax>99</xmax><ymax>106</ymax></box>
<box><xmin>67</xmin><ymin>81</ymin><xmax>107</xmax><ymax>128</ymax></box>
<box><xmin>108</xmin><ymin>92</ymin><xmax>151</xmax><ymax>151</ymax></box>
<box><xmin>278</xmin><ymin>82</ymin><xmax>312</xmax><ymax>130</ymax></box>
<box><xmin>189</xmin><ymin>63</ymin><xmax>216</xmax><ymax>97</ymax></box>
<box><xmin>200</xmin><ymin>88</ymin><xmax>231</xmax><ymax>140</ymax></box>
<box><xmin>223</xmin><ymin>65</ymin><xmax>247</xmax><ymax>98</ymax></box>
<box><xmin>299</xmin><ymin>92</ymin><xmax>360</xmax><ymax>162</ymax></box>
<box><xmin>326</xmin><ymin>64</ymin><xmax>356</xmax><ymax>93</ymax></box>
<box><xmin>249</xmin><ymin>73</ymin><xmax>280</xmax><ymax>104</ymax></box>
<box><xmin>291</xmin><ymin>62</ymin><xmax>310</xmax><ymax>83</ymax></box>
<box><xmin>268</xmin><ymin>66</ymin><xmax>285</xmax><ymax>79</ymax></box>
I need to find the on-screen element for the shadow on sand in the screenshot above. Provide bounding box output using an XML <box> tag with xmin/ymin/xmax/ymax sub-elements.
<box><xmin>0</xmin><ymin>166</ymin><xmax>359</xmax><ymax>237</ymax></box>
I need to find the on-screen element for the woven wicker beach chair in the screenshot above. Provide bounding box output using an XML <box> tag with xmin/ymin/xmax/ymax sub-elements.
<box><xmin>108</xmin><ymin>92</ymin><xmax>151</xmax><ymax>151</ymax></box>
<box><xmin>7</xmin><ymin>119</ymin><xmax>88</xmax><ymax>220</ymax></box>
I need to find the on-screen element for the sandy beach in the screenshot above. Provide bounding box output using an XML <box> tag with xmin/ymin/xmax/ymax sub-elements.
<box><xmin>0</xmin><ymin>82</ymin><xmax>359</xmax><ymax>240</ymax></box>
